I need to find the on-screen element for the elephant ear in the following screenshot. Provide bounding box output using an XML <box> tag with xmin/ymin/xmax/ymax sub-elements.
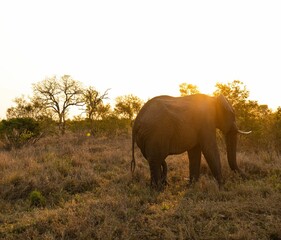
<box><xmin>217</xmin><ymin>95</ymin><xmax>234</xmax><ymax>113</ymax></box>
<box><xmin>216</xmin><ymin>95</ymin><xmax>236</xmax><ymax>133</ymax></box>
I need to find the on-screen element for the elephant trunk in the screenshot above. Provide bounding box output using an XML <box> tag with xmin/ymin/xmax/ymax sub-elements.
<box><xmin>225</xmin><ymin>131</ymin><xmax>239</xmax><ymax>172</ymax></box>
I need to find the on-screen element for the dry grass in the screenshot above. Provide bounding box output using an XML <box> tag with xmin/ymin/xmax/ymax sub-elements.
<box><xmin>0</xmin><ymin>133</ymin><xmax>280</xmax><ymax>240</ymax></box>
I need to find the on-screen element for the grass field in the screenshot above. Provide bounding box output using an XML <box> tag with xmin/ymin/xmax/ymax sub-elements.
<box><xmin>0</xmin><ymin>133</ymin><xmax>280</xmax><ymax>239</ymax></box>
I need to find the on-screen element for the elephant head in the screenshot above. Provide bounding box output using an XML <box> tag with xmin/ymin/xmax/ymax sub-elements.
<box><xmin>216</xmin><ymin>95</ymin><xmax>251</xmax><ymax>176</ymax></box>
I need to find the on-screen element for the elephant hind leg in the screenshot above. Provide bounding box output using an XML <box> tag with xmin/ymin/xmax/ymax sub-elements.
<box><xmin>148</xmin><ymin>159</ymin><xmax>165</xmax><ymax>191</ymax></box>
<box><xmin>161</xmin><ymin>160</ymin><xmax>168</xmax><ymax>186</ymax></box>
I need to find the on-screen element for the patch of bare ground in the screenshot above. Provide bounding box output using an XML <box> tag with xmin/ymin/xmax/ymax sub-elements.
<box><xmin>0</xmin><ymin>133</ymin><xmax>280</xmax><ymax>239</ymax></box>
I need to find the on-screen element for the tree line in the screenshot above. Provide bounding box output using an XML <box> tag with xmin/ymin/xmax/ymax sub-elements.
<box><xmin>0</xmin><ymin>76</ymin><xmax>280</xmax><ymax>152</ymax></box>
<box><xmin>4</xmin><ymin>75</ymin><xmax>143</xmax><ymax>134</ymax></box>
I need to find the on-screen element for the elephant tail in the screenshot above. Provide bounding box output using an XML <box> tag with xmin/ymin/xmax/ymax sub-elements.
<box><xmin>131</xmin><ymin>134</ymin><xmax>136</xmax><ymax>174</ymax></box>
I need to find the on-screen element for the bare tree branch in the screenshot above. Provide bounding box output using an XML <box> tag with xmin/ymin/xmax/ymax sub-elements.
<box><xmin>32</xmin><ymin>75</ymin><xmax>84</xmax><ymax>134</ymax></box>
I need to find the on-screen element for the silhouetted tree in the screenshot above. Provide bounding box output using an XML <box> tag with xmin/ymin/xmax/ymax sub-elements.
<box><xmin>82</xmin><ymin>87</ymin><xmax>111</xmax><ymax>132</ymax></box>
<box><xmin>33</xmin><ymin>75</ymin><xmax>84</xmax><ymax>134</ymax></box>
<box><xmin>82</xmin><ymin>87</ymin><xmax>110</xmax><ymax>120</ymax></box>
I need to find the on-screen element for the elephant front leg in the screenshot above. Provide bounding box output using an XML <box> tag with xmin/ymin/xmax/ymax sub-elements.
<box><xmin>187</xmin><ymin>145</ymin><xmax>202</xmax><ymax>186</ymax></box>
<box><xmin>201</xmin><ymin>142</ymin><xmax>224</xmax><ymax>188</ymax></box>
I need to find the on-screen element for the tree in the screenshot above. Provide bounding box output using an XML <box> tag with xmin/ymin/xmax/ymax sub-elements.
<box><xmin>82</xmin><ymin>87</ymin><xmax>110</xmax><ymax>121</ymax></box>
<box><xmin>213</xmin><ymin>80</ymin><xmax>249</xmax><ymax>108</ymax></box>
<box><xmin>179</xmin><ymin>83</ymin><xmax>200</xmax><ymax>96</ymax></box>
<box><xmin>6</xmin><ymin>96</ymin><xmax>35</xmax><ymax>119</ymax></box>
<box><xmin>6</xmin><ymin>95</ymin><xmax>52</xmax><ymax>120</ymax></box>
<box><xmin>32</xmin><ymin>75</ymin><xmax>84</xmax><ymax>134</ymax></box>
<box><xmin>94</xmin><ymin>103</ymin><xmax>112</xmax><ymax>120</ymax></box>
<box><xmin>114</xmin><ymin>94</ymin><xmax>144</xmax><ymax>121</ymax></box>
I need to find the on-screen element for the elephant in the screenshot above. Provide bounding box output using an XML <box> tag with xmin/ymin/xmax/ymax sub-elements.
<box><xmin>131</xmin><ymin>94</ymin><xmax>251</xmax><ymax>190</ymax></box>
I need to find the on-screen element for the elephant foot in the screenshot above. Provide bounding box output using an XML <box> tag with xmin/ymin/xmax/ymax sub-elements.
<box><xmin>150</xmin><ymin>183</ymin><xmax>164</xmax><ymax>192</ymax></box>
<box><xmin>162</xmin><ymin>180</ymin><xmax>169</xmax><ymax>188</ymax></box>
<box><xmin>150</xmin><ymin>179</ymin><xmax>168</xmax><ymax>191</ymax></box>
<box><xmin>238</xmin><ymin>170</ymin><xmax>248</xmax><ymax>180</ymax></box>
<box><xmin>218</xmin><ymin>182</ymin><xmax>225</xmax><ymax>191</ymax></box>
<box><xmin>232</xmin><ymin>169</ymin><xmax>248</xmax><ymax>180</ymax></box>
<box><xmin>161</xmin><ymin>177</ymin><xmax>169</xmax><ymax>186</ymax></box>
<box><xmin>187</xmin><ymin>177</ymin><xmax>199</xmax><ymax>188</ymax></box>
<box><xmin>187</xmin><ymin>181</ymin><xmax>193</xmax><ymax>188</ymax></box>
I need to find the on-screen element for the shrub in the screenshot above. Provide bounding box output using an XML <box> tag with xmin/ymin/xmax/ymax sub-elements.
<box><xmin>29</xmin><ymin>190</ymin><xmax>46</xmax><ymax>207</ymax></box>
<box><xmin>67</xmin><ymin>117</ymin><xmax>131</xmax><ymax>136</ymax></box>
<box><xmin>0</xmin><ymin>118</ymin><xmax>41</xmax><ymax>150</ymax></box>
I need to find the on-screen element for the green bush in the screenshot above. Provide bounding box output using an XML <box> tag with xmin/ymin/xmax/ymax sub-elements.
<box><xmin>29</xmin><ymin>190</ymin><xmax>46</xmax><ymax>207</ymax></box>
<box><xmin>0</xmin><ymin>118</ymin><xmax>41</xmax><ymax>149</ymax></box>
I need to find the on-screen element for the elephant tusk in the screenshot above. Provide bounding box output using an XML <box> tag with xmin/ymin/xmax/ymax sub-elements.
<box><xmin>238</xmin><ymin>130</ymin><xmax>252</xmax><ymax>134</ymax></box>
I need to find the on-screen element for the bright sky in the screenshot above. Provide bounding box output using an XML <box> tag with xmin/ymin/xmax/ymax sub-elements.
<box><xmin>1</xmin><ymin>1</ymin><xmax>281</xmax><ymax>118</ymax></box>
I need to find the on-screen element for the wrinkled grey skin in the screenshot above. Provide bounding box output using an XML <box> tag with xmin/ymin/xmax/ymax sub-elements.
<box><xmin>131</xmin><ymin>94</ymin><xmax>250</xmax><ymax>190</ymax></box>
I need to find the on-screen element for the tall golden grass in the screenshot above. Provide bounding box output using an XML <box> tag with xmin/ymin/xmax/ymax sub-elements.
<box><xmin>0</xmin><ymin>133</ymin><xmax>280</xmax><ymax>239</ymax></box>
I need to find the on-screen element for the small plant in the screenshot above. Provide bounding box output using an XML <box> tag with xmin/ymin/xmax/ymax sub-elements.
<box><xmin>29</xmin><ymin>190</ymin><xmax>46</xmax><ymax>207</ymax></box>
